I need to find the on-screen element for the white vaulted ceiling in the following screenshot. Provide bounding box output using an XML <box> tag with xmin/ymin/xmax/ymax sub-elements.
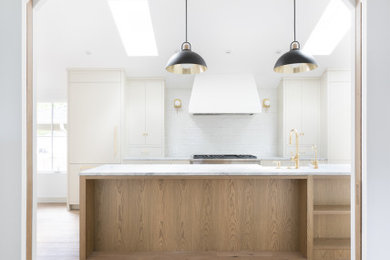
<box><xmin>34</xmin><ymin>0</ymin><xmax>353</xmax><ymax>101</ymax></box>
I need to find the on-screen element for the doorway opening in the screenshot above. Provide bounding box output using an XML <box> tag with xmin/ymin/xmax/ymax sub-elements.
<box><xmin>27</xmin><ymin>0</ymin><xmax>362</xmax><ymax>259</ymax></box>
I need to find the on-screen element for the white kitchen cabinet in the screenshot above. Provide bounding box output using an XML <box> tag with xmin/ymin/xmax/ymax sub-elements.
<box><xmin>320</xmin><ymin>69</ymin><xmax>352</xmax><ymax>163</ymax></box>
<box><xmin>67</xmin><ymin>69</ymin><xmax>124</xmax><ymax>207</ymax></box>
<box><xmin>68</xmin><ymin>82</ymin><xmax>121</xmax><ymax>163</ymax></box>
<box><xmin>279</xmin><ymin>78</ymin><xmax>321</xmax><ymax>158</ymax></box>
<box><xmin>68</xmin><ymin>69</ymin><xmax>123</xmax><ymax>163</ymax></box>
<box><xmin>145</xmin><ymin>81</ymin><xmax>164</xmax><ymax>145</ymax></box>
<box><xmin>123</xmin><ymin>79</ymin><xmax>164</xmax><ymax>158</ymax></box>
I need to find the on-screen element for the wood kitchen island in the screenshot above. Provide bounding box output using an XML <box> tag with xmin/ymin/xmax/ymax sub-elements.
<box><xmin>79</xmin><ymin>164</ymin><xmax>351</xmax><ymax>260</ymax></box>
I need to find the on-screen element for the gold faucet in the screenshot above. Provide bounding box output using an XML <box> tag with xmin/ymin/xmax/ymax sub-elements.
<box><xmin>289</xmin><ymin>129</ymin><xmax>304</xmax><ymax>169</ymax></box>
<box><xmin>312</xmin><ymin>145</ymin><xmax>319</xmax><ymax>169</ymax></box>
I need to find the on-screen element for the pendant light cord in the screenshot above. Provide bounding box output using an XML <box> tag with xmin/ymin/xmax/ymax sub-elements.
<box><xmin>185</xmin><ymin>0</ymin><xmax>188</xmax><ymax>42</ymax></box>
<box><xmin>293</xmin><ymin>0</ymin><xmax>296</xmax><ymax>42</ymax></box>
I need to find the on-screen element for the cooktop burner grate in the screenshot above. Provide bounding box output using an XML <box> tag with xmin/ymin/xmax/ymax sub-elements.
<box><xmin>193</xmin><ymin>154</ymin><xmax>257</xmax><ymax>159</ymax></box>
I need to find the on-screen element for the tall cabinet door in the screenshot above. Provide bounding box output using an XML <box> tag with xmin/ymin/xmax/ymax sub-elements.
<box><xmin>68</xmin><ymin>82</ymin><xmax>121</xmax><ymax>163</ymax></box>
<box><xmin>327</xmin><ymin>81</ymin><xmax>351</xmax><ymax>162</ymax></box>
<box><xmin>282</xmin><ymin>80</ymin><xmax>302</xmax><ymax>157</ymax></box>
<box><xmin>145</xmin><ymin>80</ymin><xmax>164</xmax><ymax>146</ymax></box>
<box><xmin>284</xmin><ymin>80</ymin><xmax>302</xmax><ymax>133</ymax></box>
<box><xmin>280</xmin><ymin>78</ymin><xmax>321</xmax><ymax>157</ymax></box>
<box><xmin>301</xmin><ymin>80</ymin><xmax>321</xmax><ymax>147</ymax></box>
<box><xmin>125</xmin><ymin>80</ymin><xmax>146</xmax><ymax>145</ymax></box>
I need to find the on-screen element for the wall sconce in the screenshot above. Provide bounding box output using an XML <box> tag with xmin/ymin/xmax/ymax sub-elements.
<box><xmin>174</xmin><ymin>98</ymin><xmax>182</xmax><ymax>109</ymax></box>
<box><xmin>262</xmin><ymin>98</ymin><xmax>271</xmax><ymax>112</ymax></box>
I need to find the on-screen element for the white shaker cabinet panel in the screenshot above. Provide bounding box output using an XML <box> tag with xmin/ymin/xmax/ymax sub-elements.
<box><xmin>284</xmin><ymin>82</ymin><xmax>302</xmax><ymax>137</ymax></box>
<box><xmin>145</xmin><ymin>80</ymin><xmax>164</xmax><ymax>146</ymax></box>
<box><xmin>125</xmin><ymin>80</ymin><xmax>146</xmax><ymax>145</ymax></box>
<box><xmin>68</xmin><ymin>82</ymin><xmax>121</xmax><ymax>164</ymax></box>
<box><xmin>320</xmin><ymin>69</ymin><xmax>352</xmax><ymax>163</ymax></box>
<box><xmin>279</xmin><ymin>78</ymin><xmax>321</xmax><ymax>157</ymax></box>
<box><xmin>328</xmin><ymin>82</ymin><xmax>351</xmax><ymax>162</ymax></box>
<box><xmin>123</xmin><ymin>78</ymin><xmax>165</xmax><ymax>158</ymax></box>
<box><xmin>301</xmin><ymin>80</ymin><xmax>321</xmax><ymax>146</ymax></box>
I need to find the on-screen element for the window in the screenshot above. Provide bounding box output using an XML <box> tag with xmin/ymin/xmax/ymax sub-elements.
<box><xmin>303</xmin><ymin>0</ymin><xmax>352</xmax><ymax>55</ymax></box>
<box><xmin>37</xmin><ymin>103</ymin><xmax>67</xmax><ymax>173</ymax></box>
<box><xmin>107</xmin><ymin>0</ymin><xmax>158</xmax><ymax>56</ymax></box>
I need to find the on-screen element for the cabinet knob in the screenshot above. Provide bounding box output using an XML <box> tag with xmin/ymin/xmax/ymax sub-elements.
<box><xmin>143</xmin><ymin>133</ymin><xmax>149</xmax><ymax>136</ymax></box>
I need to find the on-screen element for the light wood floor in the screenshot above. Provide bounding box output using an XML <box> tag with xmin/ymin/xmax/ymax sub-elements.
<box><xmin>37</xmin><ymin>203</ymin><xmax>79</xmax><ymax>260</ymax></box>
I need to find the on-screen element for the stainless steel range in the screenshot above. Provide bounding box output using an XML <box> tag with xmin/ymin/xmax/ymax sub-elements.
<box><xmin>191</xmin><ymin>154</ymin><xmax>260</xmax><ymax>164</ymax></box>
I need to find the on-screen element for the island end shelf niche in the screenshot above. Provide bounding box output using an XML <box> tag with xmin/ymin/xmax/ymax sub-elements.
<box><xmin>80</xmin><ymin>175</ymin><xmax>350</xmax><ymax>260</ymax></box>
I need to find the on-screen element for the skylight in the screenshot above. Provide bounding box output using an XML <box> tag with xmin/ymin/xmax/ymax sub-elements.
<box><xmin>107</xmin><ymin>0</ymin><xmax>158</xmax><ymax>56</ymax></box>
<box><xmin>303</xmin><ymin>0</ymin><xmax>352</xmax><ymax>55</ymax></box>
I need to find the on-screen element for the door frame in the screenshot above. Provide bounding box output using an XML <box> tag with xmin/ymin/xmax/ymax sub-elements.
<box><xmin>26</xmin><ymin>1</ymin><xmax>33</xmax><ymax>260</ymax></box>
<box><xmin>353</xmin><ymin>1</ymin><xmax>363</xmax><ymax>259</ymax></box>
<box><xmin>24</xmin><ymin>1</ymin><xmax>364</xmax><ymax>260</ymax></box>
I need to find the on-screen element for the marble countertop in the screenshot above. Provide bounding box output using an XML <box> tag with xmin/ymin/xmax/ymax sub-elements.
<box><xmin>80</xmin><ymin>164</ymin><xmax>351</xmax><ymax>176</ymax></box>
<box><xmin>122</xmin><ymin>157</ymin><xmax>191</xmax><ymax>161</ymax></box>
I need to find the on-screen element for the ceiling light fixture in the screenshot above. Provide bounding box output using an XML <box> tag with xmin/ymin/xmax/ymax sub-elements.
<box><xmin>165</xmin><ymin>0</ymin><xmax>207</xmax><ymax>74</ymax></box>
<box><xmin>274</xmin><ymin>0</ymin><xmax>318</xmax><ymax>74</ymax></box>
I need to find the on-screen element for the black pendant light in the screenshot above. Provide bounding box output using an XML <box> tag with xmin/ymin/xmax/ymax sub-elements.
<box><xmin>166</xmin><ymin>0</ymin><xmax>207</xmax><ymax>74</ymax></box>
<box><xmin>274</xmin><ymin>0</ymin><xmax>318</xmax><ymax>73</ymax></box>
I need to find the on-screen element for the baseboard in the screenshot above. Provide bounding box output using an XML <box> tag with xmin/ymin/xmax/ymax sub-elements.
<box><xmin>37</xmin><ymin>197</ymin><xmax>67</xmax><ymax>203</ymax></box>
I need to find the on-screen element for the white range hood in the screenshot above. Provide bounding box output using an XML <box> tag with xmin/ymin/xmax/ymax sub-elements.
<box><xmin>189</xmin><ymin>74</ymin><xmax>262</xmax><ymax>115</ymax></box>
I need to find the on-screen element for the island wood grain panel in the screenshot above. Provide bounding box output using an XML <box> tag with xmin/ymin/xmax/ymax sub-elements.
<box><xmin>86</xmin><ymin>180</ymin><xmax>95</xmax><ymax>256</ymax></box>
<box><xmin>311</xmin><ymin>177</ymin><xmax>351</xmax><ymax>260</ymax></box>
<box><xmin>298</xmin><ymin>179</ymin><xmax>308</xmax><ymax>258</ymax></box>
<box><xmin>306</xmin><ymin>176</ymin><xmax>314</xmax><ymax>260</ymax></box>
<box><xmin>314</xmin><ymin>238</ymin><xmax>350</xmax><ymax>250</ymax></box>
<box><xmin>313</xmin><ymin>215</ymin><xmax>351</xmax><ymax>239</ymax></box>
<box><xmin>313</xmin><ymin>205</ymin><xmax>350</xmax><ymax>215</ymax></box>
<box><xmin>80</xmin><ymin>177</ymin><xmax>87</xmax><ymax>260</ymax></box>
<box><xmin>89</xmin><ymin>178</ymin><xmax>306</xmax><ymax>253</ymax></box>
<box><xmin>313</xmin><ymin>177</ymin><xmax>350</xmax><ymax>206</ymax></box>
<box><xmin>314</xmin><ymin>249</ymin><xmax>350</xmax><ymax>260</ymax></box>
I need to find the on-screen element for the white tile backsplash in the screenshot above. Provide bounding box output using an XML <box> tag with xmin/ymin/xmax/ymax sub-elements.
<box><xmin>165</xmin><ymin>87</ymin><xmax>279</xmax><ymax>158</ymax></box>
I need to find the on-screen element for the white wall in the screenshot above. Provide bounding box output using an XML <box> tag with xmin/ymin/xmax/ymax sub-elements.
<box><xmin>0</xmin><ymin>0</ymin><xmax>24</xmax><ymax>259</ymax></box>
<box><xmin>364</xmin><ymin>0</ymin><xmax>390</xmax><ymax>259</ymax></box>
<box><xmin>165</xmin><ymin>87</ymin><xmax>279</xmax><ymax>157</ymax></box>
<box><xmin>37</xmin><ymin>174</ymin><xmax>67</xmax><ymax>202</ymax></box>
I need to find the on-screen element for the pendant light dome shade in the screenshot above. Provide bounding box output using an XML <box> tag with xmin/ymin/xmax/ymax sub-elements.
<box><xmin>274</xmin><ymin>0</ymin><xmax>318</xmax><ymax>74</ymax></box>
<box><xmin>274</xmin><ymin>41</ymin><xmax>318</xmax><ymax>73</ymax></box>
<box><xmin>166</xmin><ymin>42</ymin><xmax>207</xmax><ymax>74</ymax></box>
<box><xmin>166</xmin><ymin>0</ymin><xmax>207</xmax><ymax>74</ymax></box>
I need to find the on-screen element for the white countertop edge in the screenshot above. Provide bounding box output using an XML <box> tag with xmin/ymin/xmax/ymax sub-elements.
<box><xmin>80</xmin><ymin>164</ymin><xmax>351</xmax><ymax>176</ymax></box>
<box><xmin>260</xmin><ymin>157</ymin><xmax>328</xmax><ymax>161</ymax></box>
<box><xmin>122</xmin><ymin>157</ymin><xmax>191</xmax><ymax>161</ymax></box>
<box><xmin>122</xmin><ymin>157</ymin><xmax>327</xmax><ymax>161</ymax></box>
